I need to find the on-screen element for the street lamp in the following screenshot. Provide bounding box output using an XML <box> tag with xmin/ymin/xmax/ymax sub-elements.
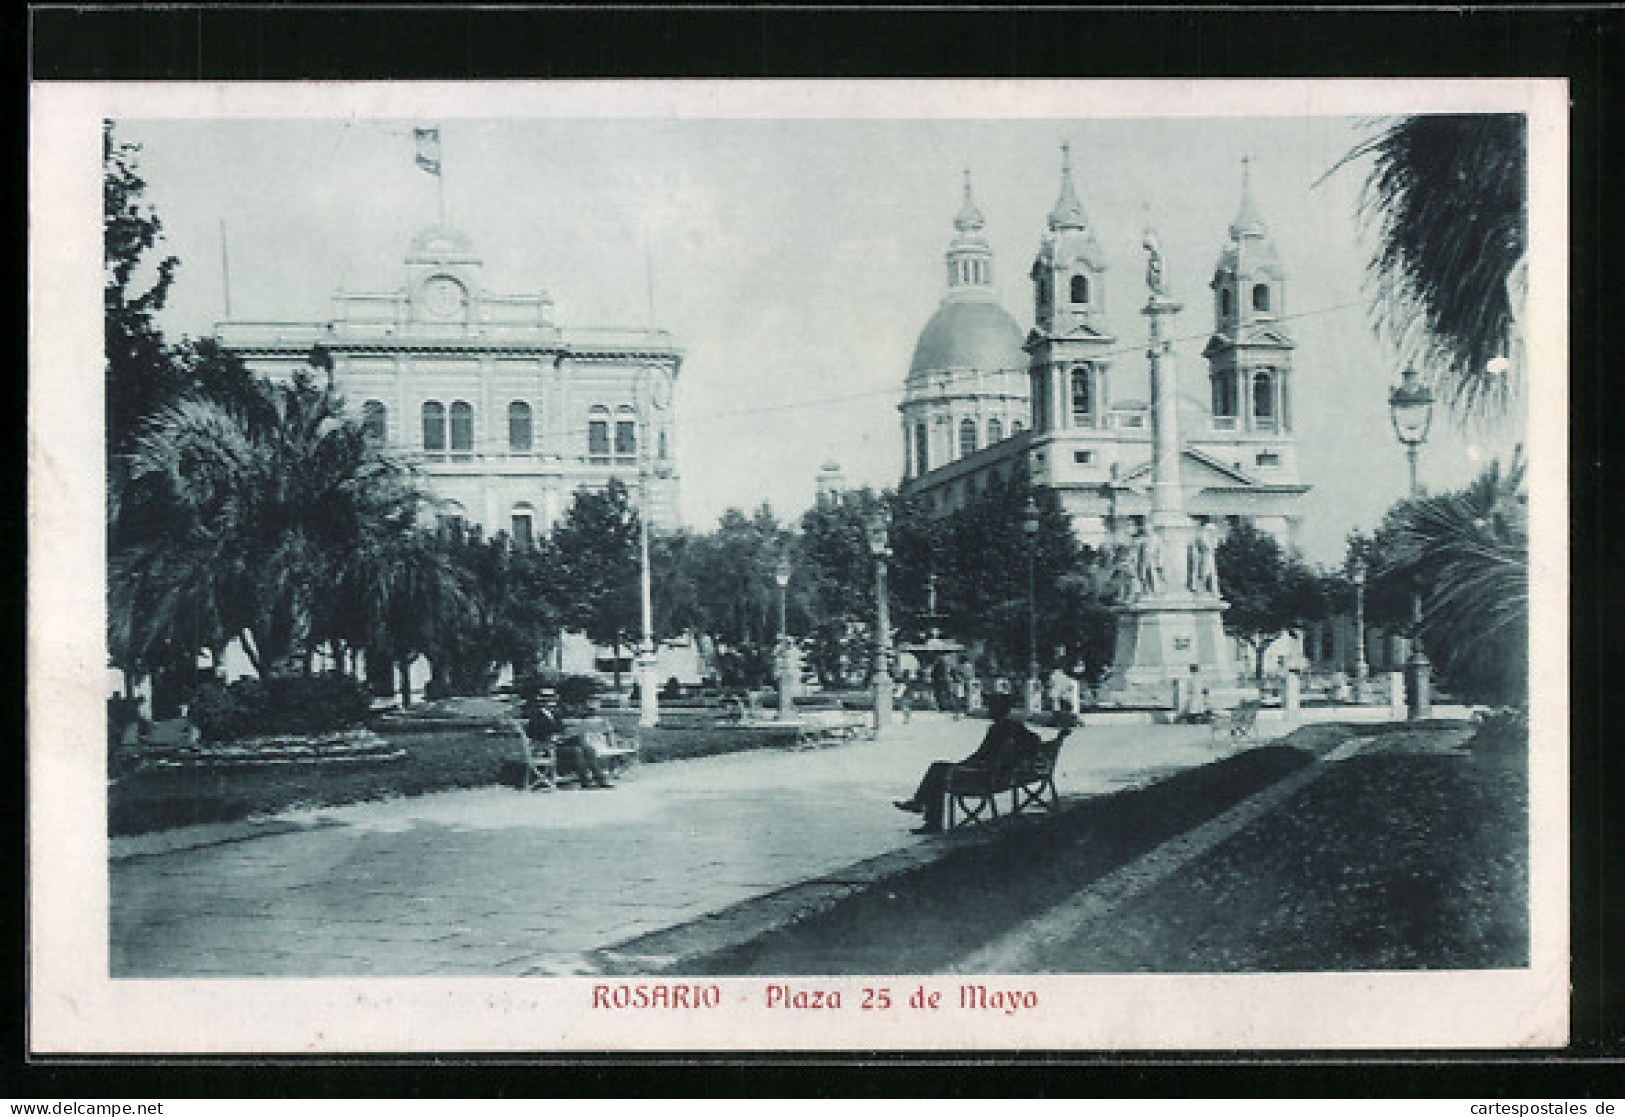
<box><xmin>1350</xmin><ymin>554</ymin><xmax>1368</xmax><ymax>703</ymax></box>
<box><xmin>865</xmin><ymin>507</ymin><xmax>893</xmax><ymax>735</ymax></box>
<box><xmin>1389</xmin><ymin>364</ymin><xmax>1435</xmax><ymax>719</ymax></box>
<box><xmin>1022</xmin><ymin>494</ymin><xmax>1041</xmax><ymax>712</ymax></box>
<box><xmin>774</xmin><ymin>554</ymin><xmax>793</xmax><ymax>719</ymax></box>
<box><xmin>635</xmin><ymin>363</ymin><xmax>673</xmax><ymax>729</ymax></box>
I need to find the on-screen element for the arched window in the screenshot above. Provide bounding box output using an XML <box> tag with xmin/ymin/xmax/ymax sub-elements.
<box><xmin>614</xmin><ymin>407</ymin><xmax>637</xmax><ymax>458</ymax></box>
<box><xmin>1036</xmin><ymin>275</ymin><xmax>1051</xmax><ymax>312</ymax></box>
<box><xmin>421</xmin><ymin>401</ymin><xmax>446</xmax><ymax>454</ymax></box>
<box><xmin>508</xmin><ymin>401</ymin><xmax>533</xmax><ymax>452</ymax></box>
<box><xmin>362</xmin><ymin>400</ymin><xmax>387</xmax><ymax>443</ymax></box>
<box><xmin>449</xmin><ymin>401</ymin><xmax>474</xmax><ymax>458</ymax></box>
<box><xmin>915</xmin><ymin>423</ymin><xmax>930</xmax><ymax>476</ymax></box>
<box><xmin>1220</xmin><ymin>287</ymin><xmax>1233</xmax><ymax>317</ymax></box>
<box><xmin>588</xmin><ymin>406</ymin><xmax>611</xmax><ymax>461</ymax></box>
<box><xmin>438</xmin><ymin>500</ymin><xmax>467</xmax><ymax>531</ymax></box>
<box><xmin>988</xmin><ymin>417</ymin><xmax>1003</xmax><ymax>444</ymax></box>
<box><xmin>1252</xmin><ymin>283</ymin><xmax>1271</xmax><ymax>312</ymax></box>
<box><xmin>1070</xmin><ymin>364</ymin><xmax>1094</xmax><ymax>426</ymax></box>
<box><xmin>658</xmin><ymin>429</ymin><xmax>670</xmax><ymax>461</ymax></box>
<box><xmin>511</xmin><ymin>503</ymin><xmax>536</xmax><ymax>548</ymax></box>
<box><xmin>959</xmin><ymin>418</ymin><xmax>978</xmax><ymax>459</ymax></box>
<box><xmin>1253</xmin><ymin>369</ymin><xmax>1276</xmax><ymax>424</ymax></box>
<box><xmin>1070</xmin><ymin>274</ymin><xmax>1089</xmax><ymax>304</ymax></box>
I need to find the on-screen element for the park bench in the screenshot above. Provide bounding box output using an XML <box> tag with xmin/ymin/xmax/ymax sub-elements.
<box><xmin>563</xmin><ymin>716</ymin><xmax>639</xmax><ymax>780</ymax></box>
<box><xmin>943</xmin><ymin>731</ymin><xmax>1070</xmax><ymax>832</ymax></box>
<box><xmin>1210</xmin><ymin>698</ymin><xmax>1262</xmax><ymax>746</ymax></box>
<box><xmin>502</xmin><ymin>715</ymin><xmax>638</xmax><ymax>791</ymax></box>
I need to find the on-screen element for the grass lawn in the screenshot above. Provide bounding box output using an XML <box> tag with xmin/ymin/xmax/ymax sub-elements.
<box><xmin>1048</xmin><ymin>724</ymin><xmax>1528</xmax><ymax>972</ymax></box>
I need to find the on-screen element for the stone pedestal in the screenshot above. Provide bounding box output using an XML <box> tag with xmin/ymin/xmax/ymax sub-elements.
<box><xmin>1098</xmin><ymin>593</ymin><xmax>1235</xmax><ymax>707</ymax></box>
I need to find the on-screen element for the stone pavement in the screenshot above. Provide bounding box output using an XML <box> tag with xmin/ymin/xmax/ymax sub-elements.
<box><xmin>110</xmin><ymin>711</ymin><xmax>1282</xmax><ymax>978</ymax></box>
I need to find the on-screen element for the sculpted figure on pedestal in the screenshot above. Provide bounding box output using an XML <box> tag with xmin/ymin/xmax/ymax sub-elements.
<box><xmin>1188</xmin><ymin>521</ymin><xmax>1220</xmax><ymax>596</ymax></box>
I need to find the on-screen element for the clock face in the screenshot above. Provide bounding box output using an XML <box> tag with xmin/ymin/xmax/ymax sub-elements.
<box><xmin>423</xmin><ymin>276</ymin><xmax>465</xmax><ymax>318</ymax></box>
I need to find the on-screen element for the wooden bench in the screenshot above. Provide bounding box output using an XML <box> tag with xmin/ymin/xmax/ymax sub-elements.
<box><xmin>501</xmin><ymin>715</ymin><xmax>638</xmax><ymax>791</ymax></box>
<box><xmin>943</xmin><ymin>732</ymin><xmax>1070</xmax><ymax>832</ymax></box>
<box><xmin>1210</xmin><ymin>698</ymin><xmax>1262</xmax><ymax>745</ymax></box>
<box><xmin>561</xmin><ymin>716</ymin><xmax>639</xmax><ymax>780</ymax></box>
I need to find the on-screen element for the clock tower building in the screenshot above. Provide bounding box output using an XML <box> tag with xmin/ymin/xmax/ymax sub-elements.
<box><xmin>217</xmin><ymin>224</ymin><xmax>684</xmax><ymax>537</ymax></box>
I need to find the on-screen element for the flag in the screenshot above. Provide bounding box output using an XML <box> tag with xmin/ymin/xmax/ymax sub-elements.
<box><xmin>414</xmin><ymin>127</ymin><xmax>441</xmax><ymax>176</ymax></box>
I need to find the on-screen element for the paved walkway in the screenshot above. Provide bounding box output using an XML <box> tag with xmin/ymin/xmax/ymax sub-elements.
<box><xmin>110</xmin><ymin>712</ymin><xmax>1279</xmax><ymax>977</ymax></box>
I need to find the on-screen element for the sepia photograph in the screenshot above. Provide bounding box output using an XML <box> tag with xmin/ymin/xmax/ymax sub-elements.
<box><xmin>29</xmin><ymin>77</ymin><xmax>1567</xmax><ymax>1053</ymax></box>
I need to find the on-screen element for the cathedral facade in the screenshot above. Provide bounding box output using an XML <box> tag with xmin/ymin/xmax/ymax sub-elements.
<box><xmin>899</xmin><ymin>149</ymin><xmax>1309</xmax><ymax>555</ymax></box>
<box><xmin>216</xmin><ymin>225</ymin><xmax>684</xmax><ymax>539</ymax></box>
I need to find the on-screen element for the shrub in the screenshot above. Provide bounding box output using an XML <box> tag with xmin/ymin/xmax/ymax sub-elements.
<box><xmin>189</xmin><ymin>673</ymin><xmax>372</xmax><ymax>742</ymax></box>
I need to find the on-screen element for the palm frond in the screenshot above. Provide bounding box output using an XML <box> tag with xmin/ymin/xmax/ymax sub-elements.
<box><xmin>1339</xmin><ymin>114</ymin><xmax>1526</xmax><ymax>424</ymax></box>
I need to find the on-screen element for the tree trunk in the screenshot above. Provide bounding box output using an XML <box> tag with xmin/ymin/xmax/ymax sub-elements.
<box><xmin>397</xmin><ymin>658</ymin><xmax>413</xmax><ymax>707</ymax></box>
<box><xmin>611</xmin><ymin>637</ymin><xmax>623</xmax><ymax>693</ymax></box>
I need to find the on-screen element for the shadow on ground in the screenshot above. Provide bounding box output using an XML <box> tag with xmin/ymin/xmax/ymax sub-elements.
<box><xmin>620</xmin><ymin>744</ymin><xmax>1315</xmax><ymax>976</ymax></box>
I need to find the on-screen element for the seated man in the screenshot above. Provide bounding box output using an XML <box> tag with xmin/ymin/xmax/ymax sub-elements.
<box><xmin>894</xmin><ymin>691</ymin><xmax>1068</xmax><ymax>834</ymax></box>
<box><xmin>527</xmin><ymin>699</ymin><xmax>614</xmax><ymax>790</ymax></box>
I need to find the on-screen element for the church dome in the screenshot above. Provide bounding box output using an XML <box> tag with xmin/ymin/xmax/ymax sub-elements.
<box><xmin>908</xmin><ymin>298</ymin><xmax>1027</xmax><ymax>380</ymax></box>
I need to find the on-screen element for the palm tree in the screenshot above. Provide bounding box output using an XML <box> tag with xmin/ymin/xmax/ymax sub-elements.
<box><xmin>1334</xmin><ymin>114</ymin><xmax>1526</xmax><ymax>419</ymax></box>
<box><xmin>326</xmin><ymin>519</ymin><xmax>471</xmax><ymax>706</ymax></box>
<box><xmin>110</xmin><ymin>368</ymin><xmax>432</xmax><ymax>682</ymax></box>
<box><xmin>1333</xmin><ymin>115</ymin><xmax>1530</xmax><ymax>709</ymax></box>
<box><xmin>1382</xmin><ymin>450</ymin><xmax>1527</xmax><ymax>706</ymax></box>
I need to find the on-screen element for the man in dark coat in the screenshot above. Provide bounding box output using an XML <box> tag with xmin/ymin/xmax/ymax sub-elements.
<box><xmin>894</xmin><ymin>691</ymin><xmax>1065</xmax><ymax>833</ymax></box>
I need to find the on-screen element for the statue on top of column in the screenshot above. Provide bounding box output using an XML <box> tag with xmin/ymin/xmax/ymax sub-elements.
<box><xmin>1142</xmin><ymin>227</ymin><xmax>1168</xmax><ymax>298</ymax></box>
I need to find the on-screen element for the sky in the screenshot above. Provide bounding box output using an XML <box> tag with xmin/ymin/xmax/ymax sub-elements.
<box><xmin>120</xmin><ymin>108</ymin><xmax>1527</xmax><ymax>566</ymax></box>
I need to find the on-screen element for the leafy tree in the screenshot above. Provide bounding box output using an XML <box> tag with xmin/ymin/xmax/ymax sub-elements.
<box><xmin>552</xmin><ymin>480</ymin><xmax>642</xmax><ymax>690</ymax></box>
<box><xmin>798</xmin><ymin>489</ymin><xmax>891</xmax><ymax>686</ymax></box>
<box><xmin>1335</xmin><ymin>114</ymin><xmax>1526</xmax><ymax>419</ymax></box>
<box><xmin>930</xmin><ymin>472</ymin><xmax>1107</xmax><ymax>678</ymax></box>
<box><xmin>104</xmin><ymin>122</ymin><xmax>181</xmax><ymax>467</ymax></box>
<box><xmin>1215</xmin><ymin>523</ymin><xmax>1328</xmax><ymax>681</ymax></box>
<box><xmin>398</xmin><ymin>521</ymin><xmax>565</xmax><ymax>699</ymax></box>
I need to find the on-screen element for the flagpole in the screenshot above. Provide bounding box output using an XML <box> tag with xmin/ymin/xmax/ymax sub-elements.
<box><xmin>220</xmin><ymin>219</ymin><xmax>233</xmax><ymax>319</ymax></box>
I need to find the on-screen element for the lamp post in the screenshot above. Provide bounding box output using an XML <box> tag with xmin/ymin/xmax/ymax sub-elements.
<box><xmin>865</xmin><ymin>508</ymin><xmax>893</xmax><ymax>735</ymax></box>
<box><xmin>636</xmin><ymin>364</ymin><xmax>673</xmax><ymax>729</ymax></box>
<box><xmin>1350</xmin><ymin>555</ymin><xmax>1368</xmax><ymax>703</ymax></box>
<box><xmin>1389</xmin><ymin>364</ymin><xmax>1435</xmax><ymax>719</ymax></box>
<box><xmin>774</xmin><ymin>554</ymin><xmax>793</xmax><ymax>719</ymax></box>
<box><xmin>1022</xmin><ymin>494</ymin><xmax>1041</xmax><ymax>712</ymax></box>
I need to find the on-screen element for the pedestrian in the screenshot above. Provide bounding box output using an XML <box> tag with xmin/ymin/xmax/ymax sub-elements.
<box><xmin>892</xmin><ymin>691</ymin><xmax>1069</xmax><ymax>834</ymax></box>
<box><xmin>894</xmin><ymin>676</ymin><xmax>913</xmax><ymax>723</ymax></box>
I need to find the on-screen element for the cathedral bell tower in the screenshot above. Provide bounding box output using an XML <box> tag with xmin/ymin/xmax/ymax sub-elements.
<box><xmin>1202</xmin><ymin>158</ymin><xmax>1296</xmax><ymax>443</ymax></box>
<box><xmin>1026</xmin><ymin>142</ymin><xmax>1116</xmax><ymax>436</ymax></box>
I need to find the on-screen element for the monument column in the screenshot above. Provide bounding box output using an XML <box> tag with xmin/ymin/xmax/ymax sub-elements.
<box><xmin>1144</xmin><ymin>244</ymin><xmax>1193</xmax><ymax>594</ymax></box>
<box><xmin>1097</xmin><ymin>229</ymin><xmax>1236</xmax><ymax>711</ymax></box>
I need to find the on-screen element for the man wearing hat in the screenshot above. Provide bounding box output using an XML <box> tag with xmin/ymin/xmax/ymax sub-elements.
<box><xmin>894</xmin><ymin>691</ymin><xmax>1064</xmax><ymax>834</ymax></box>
